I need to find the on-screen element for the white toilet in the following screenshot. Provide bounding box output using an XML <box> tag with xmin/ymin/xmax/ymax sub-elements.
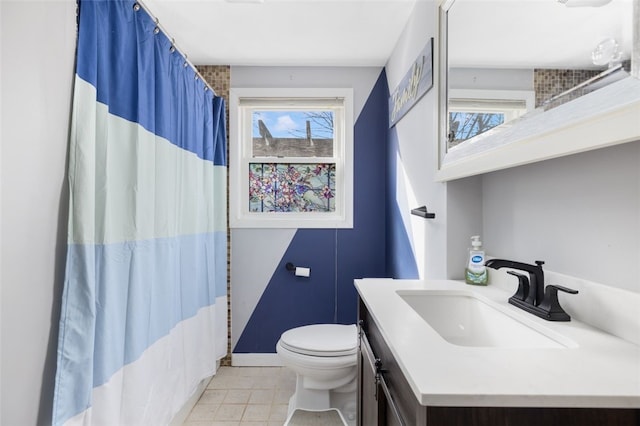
<box><xmin>276</xmin><ymin>324</ymin><xmax>358</xmax><ymax>424</ymax></box>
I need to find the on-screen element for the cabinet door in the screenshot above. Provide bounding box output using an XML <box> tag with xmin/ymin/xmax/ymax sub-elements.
<box><xmin>359</xmin><ymin>326</ymin><xmax>407</xmax><ymax>426</ymax></box>
<box><xmin>358</xmin><ymin>328</ymin><xmax>379</xmax><ymax>426</ymax></box>
<box><xmin>378</xmin><ymin>372</ymin><xmax>405</xmax><ymax>426</ymax></box>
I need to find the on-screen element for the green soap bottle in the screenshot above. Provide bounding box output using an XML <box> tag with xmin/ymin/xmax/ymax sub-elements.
<box><xmin>465</xmin><ymin>235</ymin><xmax>488</xmax><ymax>285</ymax></box>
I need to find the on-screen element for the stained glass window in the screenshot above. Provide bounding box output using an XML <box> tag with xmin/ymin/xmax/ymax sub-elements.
<box><xmin>249</xmin><ymin>163</ymin><xmax>335</xmax><ymax>212</ymax></box>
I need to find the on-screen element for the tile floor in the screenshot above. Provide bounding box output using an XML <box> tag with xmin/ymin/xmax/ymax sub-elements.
<box><xmin>182</xmin><ymin>366</ymin><xmax>296</xmax><ymax>426</ymax></box>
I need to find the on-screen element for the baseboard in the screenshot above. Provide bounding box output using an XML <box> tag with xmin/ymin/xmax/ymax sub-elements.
<box><xmin>231</xmin><ymin>353</ymin><xmax>283</xmax><ymax>366</ymax></box>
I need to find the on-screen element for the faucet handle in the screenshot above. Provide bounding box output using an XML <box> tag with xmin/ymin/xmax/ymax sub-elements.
<box><xmin>539</xmin><ymin>284</ymin><xmax>579</xmax><ymax>321</ymax></box>
<box><xmin>548</xmin><ymin>284</ymin><xmax>578</xmax><ymax>295</ymax></box>
<box><xmin>506</xmin><ymin>271</ymin><xmax>529</xmax><ymax>301</ymax></box>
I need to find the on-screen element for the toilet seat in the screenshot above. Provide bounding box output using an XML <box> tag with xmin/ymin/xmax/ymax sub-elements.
<box><xmin>279</xmin><ymin>324</ymin><xmax>357</xmax><ymax>357</ymax></box>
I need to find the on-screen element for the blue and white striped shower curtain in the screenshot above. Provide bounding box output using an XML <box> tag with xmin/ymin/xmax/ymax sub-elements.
<box><xmin>53</xmin><ymin>1</ymin><xmax>227</xmax><ymax>424</ymax></box>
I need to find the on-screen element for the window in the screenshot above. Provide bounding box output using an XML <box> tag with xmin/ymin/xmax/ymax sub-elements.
<box><xmin>447</xmin><ymin>89</ymin><xmax>534</xmax><ymax>147</ymax></box>
<box><xmin>448</xmin><ymin>110</ymin><xmax>505</xmax><ymax>145</ymax></box>
<box><xmin>230</xmin><ymin>88</ymin><xmax>354</xmax><ymax>228</ymax></box>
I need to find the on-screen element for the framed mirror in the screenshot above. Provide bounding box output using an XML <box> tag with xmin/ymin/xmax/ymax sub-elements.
<box><xmin>437</xmin><ymin>0</ymin><xmax>640</xmax><ymax>181</ymax></box>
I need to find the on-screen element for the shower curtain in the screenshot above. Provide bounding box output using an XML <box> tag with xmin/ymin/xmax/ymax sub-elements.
<box><xmin>53</xmin><ymin>1</ymin><xmax>227</xmax><ymax>425</ymax></box>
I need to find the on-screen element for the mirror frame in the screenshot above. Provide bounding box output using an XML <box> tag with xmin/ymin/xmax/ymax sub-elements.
<box><xmin>437</xmin><ymin>0</ymin><xmax>640</xmax><ymax>182</ymax></box>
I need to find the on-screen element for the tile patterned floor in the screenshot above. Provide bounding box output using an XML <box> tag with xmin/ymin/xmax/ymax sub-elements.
<box><xmin>182</xmin><ymin>366</ymin><xmax>296</xmax><ymax>426</ymax></box>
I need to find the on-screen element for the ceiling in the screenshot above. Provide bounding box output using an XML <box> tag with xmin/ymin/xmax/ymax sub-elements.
<box><xmin>143</xmin><ymin>0</ymin><xmax>418</xmax><ymax>67</ymax></box>
<box><xmin>140</xmin><ymin>0</ymin><xmax>633</xmax><ymax>70</ymax></box>
<box><xmin>448</xmin><ymin>0</ymin><xmax>634</xmax><ymax>69</ymax></box>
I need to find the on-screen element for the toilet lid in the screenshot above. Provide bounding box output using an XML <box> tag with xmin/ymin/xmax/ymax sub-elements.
<box><xmin>279</xmin><ymin>324</ymin><xmax>357</xmax><ymax>357</ymax></box>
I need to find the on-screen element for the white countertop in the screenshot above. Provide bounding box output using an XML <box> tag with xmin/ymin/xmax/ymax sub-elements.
<box><xmin>355</xmin><ymin>278</ymin><xmax>640</xmax><ymax>408</ymax></box>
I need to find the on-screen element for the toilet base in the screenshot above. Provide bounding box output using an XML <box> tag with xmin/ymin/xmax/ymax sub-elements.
<box><xmin>287</xmin><ymin>374</ymin><xmax>356</xmax><ymax>426</ymax></box>
<box><xmin>331</xmin><ymin>390</ymin><xmax>357</xmax><ymax>426</ymax></box>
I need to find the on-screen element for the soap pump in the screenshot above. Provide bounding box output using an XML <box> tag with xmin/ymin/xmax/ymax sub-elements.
<box><xmin>465</xmin><ymin>235</ymin><xmax>488</xmax><ymax>285</ymax></box>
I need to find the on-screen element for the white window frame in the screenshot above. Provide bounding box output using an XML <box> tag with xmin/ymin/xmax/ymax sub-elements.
<box><xmin>447</xmin><ymin>89</ymin><xmax>534</xmax><ymax>144</ymax></box>
<box><xmin>448</xmin><ymin>89</ymin><xmax>534</xmax><ymax>119</ymax></box>
<box><xmin>229</xmin><ymin>87</ymin><xmax>354</xmax><ymax>229</ymax></box>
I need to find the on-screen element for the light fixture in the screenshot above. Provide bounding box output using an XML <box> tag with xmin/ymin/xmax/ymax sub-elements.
<box><xmin>557</xmin><ymin>0</ymin><xmax>612</xmax><ymax>7</ymax></box>
<box><xmin>592</xmin><ymin>38</ymin><xmax>622</xmax><ymax>67</ymax></box>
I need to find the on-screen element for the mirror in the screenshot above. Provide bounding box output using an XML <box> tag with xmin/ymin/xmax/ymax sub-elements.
<box><xmin>437</xmin><ymin>0</ymin><xmax>640</xmax><ymax>181</ymax></box>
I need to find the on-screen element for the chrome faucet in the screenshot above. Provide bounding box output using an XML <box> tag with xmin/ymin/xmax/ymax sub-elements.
<box><xmin>484</xmin><ymin>259</ymin><xmax>578</xmax><ymax>321</ymax></box>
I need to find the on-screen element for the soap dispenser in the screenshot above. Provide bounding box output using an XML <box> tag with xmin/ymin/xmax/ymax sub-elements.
<box><xmin>465</xmin><ymin>235</ymin><xmax>488</xmax><ymax>285</ymax></box>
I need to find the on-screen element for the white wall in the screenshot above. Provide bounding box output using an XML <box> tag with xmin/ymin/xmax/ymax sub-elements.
<box><xmin>1</xmin><ymin>1</ymin><xmax>76</xmax><ymax>424</ymax></box>
<box><xmin>449</xmin><ymin>67</ymin><xmax>533</xmax><ymax>91</ymax></box>
<box><xmin>445</xmin><ymin>176</ymin><xmax>483</xmax><ymax>279</ymax></box>
<box><xmin>230</xmin><ymin>66</ymin><xmax>381</xmax><ymax>118</ymax></box>
<box><xmin>385</xmin><ymin>0</ymin><xmax>449</xmax><ymax>279</ymax></box>
<box><xmin>483</xmin><ymin>141</ymin><xmax>640</xmax><ymax>293</ymax></box>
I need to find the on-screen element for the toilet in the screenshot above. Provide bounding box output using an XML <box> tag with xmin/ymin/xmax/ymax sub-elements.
<box><xmin>276</xmin><ymin>324</ymin><xmax>358</xmax><ymax>424</ymax></box>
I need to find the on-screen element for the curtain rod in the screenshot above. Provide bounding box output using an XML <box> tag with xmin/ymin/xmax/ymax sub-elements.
<box><xmin>134</xmin><ymin>1</ymin><xmax>217</xmax><ymax>96</ymax></box>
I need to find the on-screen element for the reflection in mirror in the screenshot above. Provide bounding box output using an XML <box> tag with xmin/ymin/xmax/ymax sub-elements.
<box><xmin>448</xmin><ymin>87</ymin><xmax>534</xmax><ymax>147</ymax></box>
<box><xmin>444</xmin><ymin>0</ymin><xmax>634</xmax><ymax>151</ymax></box>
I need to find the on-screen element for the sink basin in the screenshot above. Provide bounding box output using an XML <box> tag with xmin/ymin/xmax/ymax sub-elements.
<box><xmin>397</xmin><ymin>290</ymin><xmax>575</xmax><ymax>348</ymax></box>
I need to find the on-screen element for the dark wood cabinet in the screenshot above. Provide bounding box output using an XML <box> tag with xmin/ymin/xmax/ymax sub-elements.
<box><xmin>359</xmin><ymin>323</ymin><xmax>409</xmax><ymax>425</ymax></box>
<box><xmin>358</xmin><ymin>329</ymin><xmax>380</xmax><ymax>425</ymax></box>
<box><xmin>357</xmin><ymin>298</ymin><xmax>639</xmax><ymax>426</ymax></box>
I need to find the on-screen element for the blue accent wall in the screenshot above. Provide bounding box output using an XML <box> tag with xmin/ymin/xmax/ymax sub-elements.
<box><xmin>234</xmin><ymin>70</ymin><xmax>390</xmax><ymax>353</ymax></box>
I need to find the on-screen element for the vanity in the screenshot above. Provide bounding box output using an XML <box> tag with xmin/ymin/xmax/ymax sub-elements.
<box><xmin>355</xmin><ymin>279</ymin><xmax>640</xmax><ymax>425</ymax></box>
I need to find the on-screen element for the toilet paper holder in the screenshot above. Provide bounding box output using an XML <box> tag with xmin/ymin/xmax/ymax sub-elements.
<box><xmin>285</xmin><ymin>262</ymin><xmax>297</xmax><ymax>272</ymax></box>
<box><xmin>285</xmin><ymin>262</ymin><xmax>311</xmax><ymax>277</ymax></box>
